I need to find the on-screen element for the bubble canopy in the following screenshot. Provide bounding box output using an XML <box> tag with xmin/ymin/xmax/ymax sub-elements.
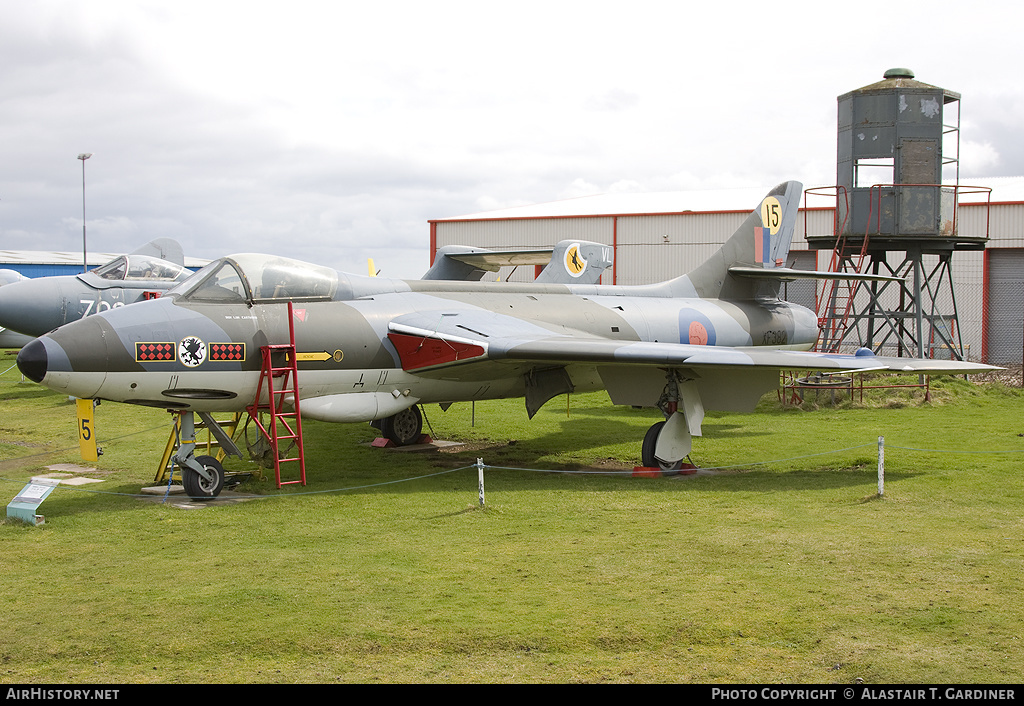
<box><xmin>91</xmin><ymin>254</ymin><xmax>188</xmax><ymax>282</ymax></box>
<box><xmin>169</xmin><ymin>253</ymin><xmax>339</xmax><ymax>303</ymax></box>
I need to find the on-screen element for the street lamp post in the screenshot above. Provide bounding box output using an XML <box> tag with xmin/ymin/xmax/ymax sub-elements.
<box><xmin>77</xmin><ymin>153</ymin><xmax>92</xmax><ymax>272</ymax></box>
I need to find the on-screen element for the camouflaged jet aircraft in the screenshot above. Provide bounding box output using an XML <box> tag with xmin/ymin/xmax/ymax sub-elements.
<box><xmin>0</xmin><ymin>238</ymin><xmax>194</xmax><ymax>339</ymax></box>
<box><xmin>16</xmin><ymin>181</ymin><xmax>997</xmax><ymax>498</ymax></box>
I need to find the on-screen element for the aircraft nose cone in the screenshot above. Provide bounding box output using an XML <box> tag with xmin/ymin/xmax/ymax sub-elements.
<box><xmin>17</xmin><ymin>338</ymin><xmax>47</xmax><ymax>383</ymax></box>
<box><xmin>0</xmin><ymin>276</ymin><xmax>66</xmax><ymax>337</ymax></box>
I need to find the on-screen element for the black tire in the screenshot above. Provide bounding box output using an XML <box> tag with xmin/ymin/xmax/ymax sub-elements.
<box><xmin>380</xmin><ymin>406</ymin><xmax>423</xmax><ymax>446</ymax></box>
<box><xmin>181</xmin><ymin>454</ymin><xmax>225</xmax><ymax>500</ymax></box>
<box><xmin>641</xmin><ymin>421</ymin><xmax>684</xmax><ymax>471</ymax></box>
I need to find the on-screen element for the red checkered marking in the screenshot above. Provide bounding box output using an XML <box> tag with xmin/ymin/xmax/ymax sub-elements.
<box><xmin>209</xmin><ymin>343</ymin><xmax>246</xmax><ymax>361</ymax></box>
<box><xmin>135</xmin><ymin>342</ymin><xmax>175</xmax><ymax>362</ymax></box>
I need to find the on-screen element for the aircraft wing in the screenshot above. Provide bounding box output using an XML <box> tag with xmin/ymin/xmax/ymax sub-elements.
<box><xmin>728</xmin><ymin>266</ymin><xmax>902</xmax><ymax>282</ymax></box>
<box><xmin>442</xmin><ymin>248</ymin><xmax>553</xmax><ymax>270</ymax></box>
<box><xmin>421</xmin><ymin>246</ymin><xmax>552</xmax><ymax>281</ymax></box>
<box><xmin>387</xmin><ymin>310</ymin><xmax>999</xmax><ymax>376</ymax></box>
<box><xmin>422</xmin><ymin>241</ymin><xmax>612</xmax><ymax>284</ymax></box>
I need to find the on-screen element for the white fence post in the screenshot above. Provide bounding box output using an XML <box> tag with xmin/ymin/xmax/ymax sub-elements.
<box><xmin>877</xmin><ymin>436</ymin><xmax>885</xmax><ymax>497</ymax></box>
<box><xmin>477</xmin><ymin>458</ymin><xmax>485</xmax><ymax>507</ymax></box>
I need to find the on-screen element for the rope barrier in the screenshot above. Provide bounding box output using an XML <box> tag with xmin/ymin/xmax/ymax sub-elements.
<box><xmin>479</xmin><ymin>442</ymin><xmax>882</xmax><ymax>475</ymax></box>
<box><xmin>2</xmin><ymin>437</ymin><xmax>1021</xmax><ymax>503</ymax></box>
<box><xmin>1</xmin><ymin>464</ymin><xmax>478</xmax><ymax>500</ymax></box>
<box><xmin>884</xmin><ymin>444</ymin><xmax>1024</xmax><ymax>454</ymax></box>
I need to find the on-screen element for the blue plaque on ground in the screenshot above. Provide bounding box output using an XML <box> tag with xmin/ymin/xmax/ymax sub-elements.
<box><xmin>7</xmin><ymin>477</ymin><xmax>61</xmax><ymax>526</ymax></box>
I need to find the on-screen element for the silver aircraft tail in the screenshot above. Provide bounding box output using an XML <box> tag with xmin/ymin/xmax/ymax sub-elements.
<box><xmin>683</xmin><ymin>181</ymin><xmax>803</xmax><ymax>300</ymax></box>
<box><xmin>681</xmin><ymin>180</ymin><xmax>899</xmax><ymax>301</ymax></box>
<box><xmin>535</xmin><ymin>241</ymin><xmax>613</xmax><ymax>284</ymax></box>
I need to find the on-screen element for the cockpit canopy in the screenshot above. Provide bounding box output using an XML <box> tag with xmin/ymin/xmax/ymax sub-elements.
<box><xmin>0</xmin><ymin>269</ymin><xmax>26</xmax><ymax>286</ymax></box>
<box><xmin>91</xmin><ymin>254</ymin><xmax>189</xmax><ymax>282</ymax></box>
<box><xmin>170</xmin><ymin>253</ymin><xmax>339</xmax><ymax>304</ymax></box>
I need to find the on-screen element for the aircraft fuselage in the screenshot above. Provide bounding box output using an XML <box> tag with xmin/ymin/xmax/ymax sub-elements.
<box><xmin>18</xmin><ymin>278</ymin><xmax>819</xmax><ymax>419</ymax></box>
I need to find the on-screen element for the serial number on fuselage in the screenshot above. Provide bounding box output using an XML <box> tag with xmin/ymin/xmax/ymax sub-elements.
<box><xmin>761</xmin><ymin>330</ymin><xmax>789</xmax><ymax>345</ymax></box>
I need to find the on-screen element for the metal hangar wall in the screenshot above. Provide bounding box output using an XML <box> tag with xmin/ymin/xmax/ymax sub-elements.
<box><xmin>429</xmin><ymin>179</ymin><xmax>1024</xmax><ymax>365</ymax></box>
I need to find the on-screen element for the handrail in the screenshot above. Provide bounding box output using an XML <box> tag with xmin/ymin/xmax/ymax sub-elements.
<box><xmin>863</xmin><ymin>183</ymin><xmax>993</xmax><ymax>238</ymax></box>
<box><xmin>803</xmin><ymin>185</ymin><xmax>849</xmax><ymax>242</ymax></box>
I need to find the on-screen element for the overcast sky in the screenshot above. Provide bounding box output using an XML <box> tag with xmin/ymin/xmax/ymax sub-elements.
<box><xmin>2</xmin><ymin>0</ymin><xmax>1022</xmax><ymax>278</ymax></box>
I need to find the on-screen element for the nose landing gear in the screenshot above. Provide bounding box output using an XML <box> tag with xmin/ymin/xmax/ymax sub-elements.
<box><xmin>173</xmin><ymin>411</ymin><xmax>242</xmax><ymax>500</ymax></box>
<box><xmin>181</xmin><ymin>454</ymin><xmax>226</xmax><ymax>499</ymax></box>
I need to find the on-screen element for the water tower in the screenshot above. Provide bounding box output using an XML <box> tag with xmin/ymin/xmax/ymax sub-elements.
<box><xmin>806</xmin><ymin>68</ymin><xmax>990</xmax><ymax>359</ymax></box>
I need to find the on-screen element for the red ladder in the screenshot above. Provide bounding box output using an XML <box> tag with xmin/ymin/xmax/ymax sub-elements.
<box><xmin>815</xmin><ymin>239</ymin><xmax>868</xmax><ymax>352</ymax></box>
<box><xmin>246</xmin><ymin>302</ymin><xmax>307</xmax><ymax>488</ymax></box>
<box><xmin>811</xmin><ymin>186</ymin><xmax>868</xmax><ymax>353</ymax></box>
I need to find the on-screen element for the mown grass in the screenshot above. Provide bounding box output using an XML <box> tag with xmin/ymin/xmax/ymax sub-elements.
<box><xmin>1</xmin><ymin>349</ymin><xmax>1022</xmax><ymax>683</ymax></box>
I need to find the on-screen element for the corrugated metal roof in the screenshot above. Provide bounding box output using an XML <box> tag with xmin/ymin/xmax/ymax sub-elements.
<box><xmin>435</xmin><ymin>177</ymin><xmax>1024</xmax><ymax>222</ymax></box>
<box><xmin>436</xmin><ymin>186</ymin><xmax>773</xmax><ymax>222</ymax></box>
<box><xmin>956</xmin><ymin>177</ymin><xmax>1024</xmax><ymax>204</ymax></box>
<box><xmin>0</xmin><ymin>250</ymin><xmax>209</xmax><ymax>269</ymax></box>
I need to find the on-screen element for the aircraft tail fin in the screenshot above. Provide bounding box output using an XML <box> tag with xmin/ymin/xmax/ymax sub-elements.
<box><xmin>129</xmin><ymin>238</ymin><xmax>185</xmax><ymax>266</ymax></box>
<box><xmin>534</xmin><ymin>241</ymin><xmax>613</xmax><ymax>284</ymax></box>
<box><xmin>682</xmin><ymin>181</ymin><xmax>802</xmax><ymax>300</ymax></box>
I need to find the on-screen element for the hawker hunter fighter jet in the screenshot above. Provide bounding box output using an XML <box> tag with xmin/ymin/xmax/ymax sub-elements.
<box><xmin>0</xmin><ymin>238</ymin><xmax>194</xmax><ymax>338</ymax></box>
<box><xmin>17</xmin><ymin>182</ymin><xmax>996</xmax><ymax>498</ymax></box>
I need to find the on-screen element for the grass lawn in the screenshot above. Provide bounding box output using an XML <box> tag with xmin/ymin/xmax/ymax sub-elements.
<box><xmin>1</xmin><ymin>350</ymin><xmax>1022</xmax><ymax>683</ymax></box>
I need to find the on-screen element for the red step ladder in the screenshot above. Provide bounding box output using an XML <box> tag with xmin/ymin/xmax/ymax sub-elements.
<box><xmin>246</xmin><ymin>302</ymin><xmax>307</xmax><ymax>488</ymax></box>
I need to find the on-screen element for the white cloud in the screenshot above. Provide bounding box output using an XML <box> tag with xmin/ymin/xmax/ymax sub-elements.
<box><xmin>2</xmin><ymin>1</ymin><xmax>1024</xmax><ymax>279</ymax></box>
<box><xmin>558</xmin><ymin>178</ymin><xmax>603</xmax><ymax>199</ymax></box>
<box><xmin>959</xmin><ymin>140</ymin><xmax>1001</xmax><ymax>175</ymax></box>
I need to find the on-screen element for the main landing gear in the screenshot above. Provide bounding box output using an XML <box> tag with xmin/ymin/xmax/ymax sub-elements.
<box><xmin>374</xmin><ymin>405</ymin><xmax>424</xmax><ymax>446</ymax></box>
<box><xmin>641</xmin><ymin>416</ymin><xmax>691</xmax><ymax>471</ymax></box>
<box><xmin>640</xmin><ymin>371</ymin><xmax>704</xmax><ymax>471</ymax></box>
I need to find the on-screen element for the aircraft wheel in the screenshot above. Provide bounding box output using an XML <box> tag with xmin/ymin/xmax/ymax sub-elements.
<box><xmin>381</xmin><ymin>406</ymin><xmax>423</xmax><ymax>446</ymax></box>
<box><xmin>641</xmin><ymin>421</ymin><xmax>684</xmax><ymax>471</ymax></box>
<box><xmin>181</xmin><ymin>455</ymin><xmax>225</xmax><ymax>500</ymax></box>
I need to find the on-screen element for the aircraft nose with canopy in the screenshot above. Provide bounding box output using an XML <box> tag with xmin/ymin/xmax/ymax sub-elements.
<box><xmin>0</xmin><ymin>239</ymin><xmax>194</xmax><ymax>339</ymax></box>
